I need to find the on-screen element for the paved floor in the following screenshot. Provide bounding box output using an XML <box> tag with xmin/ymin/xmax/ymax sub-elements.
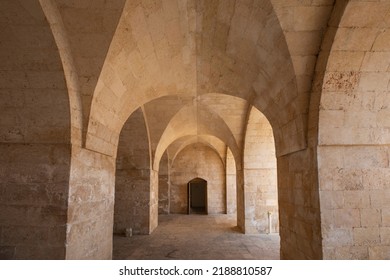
<box><xmin>113</xmin><ymin>214</ymin><xmax>280</xmax><ymax>260</ymax></box>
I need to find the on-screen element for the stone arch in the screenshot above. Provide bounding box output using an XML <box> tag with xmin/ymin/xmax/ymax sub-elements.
<box><xmin>226</xmin><ymin>148</ymin><xmax>237</xmax><ymax>215</ymax></box>
<box><xmin>85</xmin><ymin>0</ymin><xmax>303</xmax><ymax>158</ymax></box>
<box><xmin>315</xmin><ymin>0</ymin><xmax>390</xmax><ymax>260</ymax></box>
<box><xmin>39</xmin><ymin>0</ymin><xmax>83</xmax><ymax>146</ymax></box>
<box><xmin>153</xmin><ymin>103</ymin><xmax>241</xmax><ymax>171</ymax></box>
<box><xmin>32</xmin><ymin>0</ymin><xmax>129</xmax><ymax>260</ymax></box>
<box><xmin>243</xmin><ymin>106</ymin><xmax>278</xmax><ymax>234</ymax></box>
<box><xmin>114</xmin><ymin>107</ymin><xmax>154</xmax><ymax>235</ymax></box>
<box><xmin>40</xmin><ymin>0</ymin><xmax>128</xmax><ymax>146</ymax></box>
<box><xmin>0</xmin><ymin>0</ymin><xmax>72</xmax><ymax>259</ymax></box>
<box><xmin>157</xmin><ymin>134</ymin><xmax>227</xmax><ymax>218</ymax></box>
<box><xmin>169</xmin><ymin>135</ymin><xmax>226</xmax><ymax>168</ymax></box>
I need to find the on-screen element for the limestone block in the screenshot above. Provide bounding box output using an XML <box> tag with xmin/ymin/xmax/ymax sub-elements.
<box><xmin>368</xmin><ymin>246</ymin><xmax>390</xmax><ymax>259</ymax></box>
<box><xmin>344</xmin><ymin>190</ymin><xmax>371</xmax><ymax>209</ymax></box>
<box><xmin>318</xmin><ymin>147</ymin><xmax>344</xmax><ymax>168</ymax></box>
<box><xmin>373</xmin><ymin>30</ymin><xmax>390</xmax><ymax>51</ymax></box>
<box><xmin>341</xmin><ymin>2</ymin><xmax>390</xmax><ymax>28</ymax></box>
<box><xmin>320</xmin><ymin>190</ymin><xmax>344</xmax><ymax>209</ymax></box>
<box><xmin>377</xmin><ymin>110</ymin><xmax>390</xmax><ymax>128</ymax></box>
<box><xmin>353</xmin><ymin>227</ymin><xmax>381</xmax><ymax>246</ymax></box>
<box><xmin>361</xmin><ymin>52</ymin><xmax>390</xmax><ymax>72</ymax></box>
<box><xmin>333</xmin><ymin>168</ymin><xmax>363</xmax><ymax>191</ymax></box>
<box><xmin>333</xmin><ymin>246</ymin><xmax>369</xmax><ymax>260</ymax></box>
<box><xmin>333</xmin><ymin>208</ymin><xmax>360</xmax><ymax>228</ymax></box>
<box><xmin>323</xmin><ymin>71</ymin><xmax>360</xmax><ymax>92</ymax></box>
<box><xmin>361</xmin><ymin>208</ymin><xmax>381</xmax><ymax>227</ymax></box>
<box><xmin>370</xmin><ymin>190</ymin><xmax>390</xmax><ymax>208</ymax></box>
<box><xmin>344</xmin><ymin>111</ymin><xmax>377</xmax><ymax>129</ymax></box>
<box><xmin>380</xmin><ymin>227</ymin><xmax>390</xmax><ymax>245</ymax></box>
<box><xmin>358</xmin><ymin>72</ymin><xmax>390</xmax><ymax>92</ymax></box>
<box><xmin>362</xmin><ymin>168</ymin><xmax>390</xmax><ymax>190</ymax></box>
<box><xmin>320</xmin><ymin>110</ymin><xmax>345</xmax><ymax>129</ymax></box>
<box><xmin>344</xmin><ymin>147</ymin><xmax>388</xmax><ymax>169</ymax></box>
<box><xmin>327</xmin><ymin>51</ymin><xmax>365</xmax><ymax>72</ymax></box>
<box><xmin>382</xmin><ymin>209</ymin><xmax>390</xmax><ymax>226</ymax></box>
<box><xmin>333</xmin><ymin>27</ymin><xmax>379</xmax><ymax>51</ymax></box>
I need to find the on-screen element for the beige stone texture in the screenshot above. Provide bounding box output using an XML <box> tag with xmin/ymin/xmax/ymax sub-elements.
<box><xmin>170</xmin><ymin>143</ymin><xmax>226</xmax><ymax>214</ymax></box>
<box><xmin>158</xmin><ymin>152</ymin><xmax>170</xmax><ymax>215</ymax></box>
<box><xmin>226</xmin><ymin>148</ymin><xmax>237</xmax><ymax>214</ymax></box>
<box><xmin>114</xmin><ymin>108</ymin><xmax>153</xmax><ymax>235</ymax></box>
<box><xmin>243</xmin><ymin>107</ymin><xmax>278</xmax><ymax>234</ymax></box>
<box><xmin>66</xmin><ymin>146</ymin><xmax>115</xmax><ymax>259</ymax></box>
<box><xmin>317</xmin><ymin>0</ymin><xmax>390</xmax><ymax>260</ymax></box>
<box><xmin>1</xmin><ymin>0</ymin><xmax>390</xmax><ymax>260</ymax></box>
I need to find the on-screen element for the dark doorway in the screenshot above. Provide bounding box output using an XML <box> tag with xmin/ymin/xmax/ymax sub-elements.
<box><xmin>187</xmin><ymin>178</ymin><xmax>207</xmax><ymax>215</ymax></box>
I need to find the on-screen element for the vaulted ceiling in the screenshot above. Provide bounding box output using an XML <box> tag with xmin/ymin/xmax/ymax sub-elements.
<box><xmin>1</xmin><ymin>0</ymin><xmax>336</xmax><ymax>167</ymax></box>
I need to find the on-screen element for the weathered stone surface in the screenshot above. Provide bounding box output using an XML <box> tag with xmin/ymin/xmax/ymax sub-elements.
<box><xmin>243</xmin><ymin>107</ymin><xmax>278</xmax><ymax>234</ymax></box>
<box><xmin>170</xmin><ymin>143</ymin><xmax>226</xmax><ymax>215</ymax></box>
<box><xmin>114</xmin><ymin>108</ymin><xmax>152</xmax><ymax>236</ymax></box>
<box><xmin>1</xmin><ymin>0</ymin><xmax>389</xmax><ymax>261</ymax></box>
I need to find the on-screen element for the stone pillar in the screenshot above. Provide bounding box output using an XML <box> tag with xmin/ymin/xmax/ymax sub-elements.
<box><xmin>66</xmin><ymin>146</ymin><xmax>115</xmax><ymax>259</ymax></box>
<box><xmin>158</xmin><ymin>152</ymin><xmax>170</xmax><ymax>215</ymax></box>
<box><xmin>236</xmin><ymin>168</ymin><xmax>245</xmax><ymax>232</ymax></box>
<box><xmin>226</xmin><ymin>148</ymin><xmax>237</xmax><ymax>214</ymax></box>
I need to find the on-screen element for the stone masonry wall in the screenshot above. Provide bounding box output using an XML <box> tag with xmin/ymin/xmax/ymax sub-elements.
<box><xmin>114</xmin><ymin>108</ymin><xmax>152</xmax><ymax>235</ymax></box>
<box><xmin>277</xmin><ymin>148</ymin><xmax>322</xmax><ymax>260</ymax></box>
<box><xmin>226</xmin><ymin>148</ymin><xmax>237</xmax><ymax>215</ymax></box>
<box><xmin>0</xmin><ymin>1</ymin><xmax>71</xmax><ymax>259</ymax></box>
<box><xmin>244</xmin><ymin>108</ymin><xmax>278</xmax><ymax>234</ymax></box>
<box><xmin>170</xmin><ymin>143</ymin><xmax>226</xmax><ymax>214</ymax></box>
<box><xmin>318</xmin><ymin>0</ymin><xmax>390</xmax><ymax>259</ymax></box>
<box><xmin>158</xmin><ymin>152</ymin><xmax>170</xmax><ymax>215</ymax></box>
<box><xmin>66</xmin><ymin>146</ymin><xmax>115</xmax><ymax>260</ymax></box>
<box><xmin>0</xmin><ymin>144</ymin><xmax>70</xmax><ymax>259</ymax></box>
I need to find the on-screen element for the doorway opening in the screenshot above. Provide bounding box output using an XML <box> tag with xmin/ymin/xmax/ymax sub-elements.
<box><xmin>187</xmin><ymin>178</ymin><xmax>207</xmax><ymax>215</ymax></box>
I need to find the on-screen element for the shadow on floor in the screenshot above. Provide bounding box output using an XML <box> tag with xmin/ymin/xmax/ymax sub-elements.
<box><xmin>113</xmin><ymin>214</ymin><xmax>280</xmax><ymax>260</ymax></box>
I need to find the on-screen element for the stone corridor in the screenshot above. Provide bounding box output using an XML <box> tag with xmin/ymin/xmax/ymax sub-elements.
<box><xmin>1</xmin><ymin>0</ymin><xmax>390</xmax><ymax>260</ymax></box>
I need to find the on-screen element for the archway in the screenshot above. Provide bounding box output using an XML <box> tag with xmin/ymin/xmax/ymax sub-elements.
<box><xmin>314</xmin><ymin>0</ymin><xmax>390</xmax><ymax>259</ymax></box>
<box><xmin>188</xmin><ymin>178</ymin><xmax>208</xmax><ymax>215</ymax></box>
<box><xmin>114</xmin><ymin>107</ymin><xmax>154</xmax><ymax>236</ymax></box>
<box><xmin>243</xmin><ymin>106</ymin><xmax>279</xmax><ymax>234</ymax></box>
<box><xmin>0</xmin><ymin>1</ymin><xmax>72</xmax><ymax>259</ymax></box>
<box><xmin>38</xmin><ymin>0</ymin><xmax>335</xmax><ymax>260</ymax></box>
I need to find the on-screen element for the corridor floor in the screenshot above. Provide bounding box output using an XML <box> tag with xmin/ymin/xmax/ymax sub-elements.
<box><xmin>113</xmin><ymin>214</ymin><xmax>280</xmax><ymax>260</ymax></box>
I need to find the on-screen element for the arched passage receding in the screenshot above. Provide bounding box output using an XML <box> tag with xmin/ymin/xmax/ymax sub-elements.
<box><xmin>188</xmin><ymin>178</ymin><xmax>208</xmax><ymax>215</ymax></box>
<box><xmin>75</xmin><ymin>0</ymin><xmax>320</xmax><ymax>260</ymax></box>
<box><xmin>85</xmin><ymin>0</ymin><xmax>305</xmax><ymax>159</ymax></box>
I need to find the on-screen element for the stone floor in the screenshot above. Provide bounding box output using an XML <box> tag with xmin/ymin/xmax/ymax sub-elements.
<box><xmin>113</xmin><ymin>214</ymin><xmax>280</xmax><ymax>260</ymax></box>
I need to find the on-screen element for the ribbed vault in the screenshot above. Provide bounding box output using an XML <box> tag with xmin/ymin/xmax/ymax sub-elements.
<box><xmin>85</xmin><ymin>0</ymin><xmax>304</xmax><ymax>157</ymax></box>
